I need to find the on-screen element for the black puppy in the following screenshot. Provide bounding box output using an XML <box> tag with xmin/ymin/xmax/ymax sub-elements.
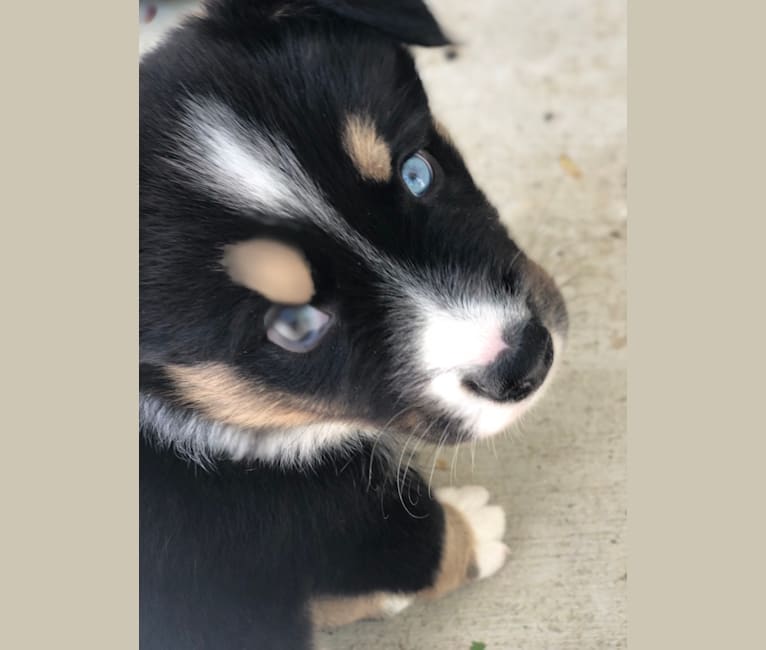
<box><xmin>140</xmin><ymin>1</ymin><xmax>568</xmax><ymax>647</ymax></box>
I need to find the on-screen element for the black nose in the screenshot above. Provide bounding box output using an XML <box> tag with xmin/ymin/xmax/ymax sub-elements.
<box><xmin>463</xmin><ymin>319</ymin><xmax>553</xmax><ymax>403</ymax></box>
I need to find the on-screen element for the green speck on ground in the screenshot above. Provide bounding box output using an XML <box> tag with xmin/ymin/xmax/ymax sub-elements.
<box><xmin>470</xmin><ymin>643</ymin><xmax>487</xmax><ymax>650</ymax></box>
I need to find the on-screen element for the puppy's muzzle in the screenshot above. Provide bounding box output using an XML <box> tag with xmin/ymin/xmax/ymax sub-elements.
<box><xmin>462</xmin><ymin>319</ymin><xmax>553</xmax><ymax>403</ymax></box>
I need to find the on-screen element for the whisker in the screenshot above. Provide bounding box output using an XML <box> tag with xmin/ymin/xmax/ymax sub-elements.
<box><xmin>367</xmin><ymin>403</ymin><xmax>418</xmax><ymax>491</ymax></box>
<box><xmin>395</xmin><ymin>428</ymin><xmax>415</xmax><ymax>511</ymax></box>
<box><xmin>427</xmin><ymin>426</ymin><xmax>450</xmax><ymax>499</ymax></box>
<box><xmin>449</xmin><ymin>433</ymin><xmax>463</xmax><ymax>485</ymax></box>
<box><xmin>394</xmin><ymin>418</ymin><xmax>433</xmax><ymax>519</ymax></box>
<box><xmin>404</xmin><ymin>418</ymin><xmax>438</xmax><ymax>504</ymax></box>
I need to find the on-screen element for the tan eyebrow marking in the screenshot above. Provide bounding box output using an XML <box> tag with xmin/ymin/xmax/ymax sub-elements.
<box><xmin>342</xmin><ymin>114</ymin><xmax>392</xmax><ymax>182</ymax></box>
<box><xmin>221</xmin><ymin>238</ymin><xmax>314</xmax><ymax>305</ymax></box>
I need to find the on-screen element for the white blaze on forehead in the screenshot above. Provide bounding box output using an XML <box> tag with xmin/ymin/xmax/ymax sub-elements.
<box><xmin>175</xmin><ymin>97</ymin><xmax>329</xmax><ymax>221</ymax></box>
<box><xmin>172</xmin><ymin>96</ymin><xmax>407</xmax><ymax>283</ymax></box>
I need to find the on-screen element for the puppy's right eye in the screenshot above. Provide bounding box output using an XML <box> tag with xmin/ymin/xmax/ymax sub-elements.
<box><xmin>266</xmin><ymin>305</ymin><xmax>332</xmax><ymax>353</ymax></box>
<box><xmin>401</xmin><ymin>152</ymin><xmax>434</xmax><ymax>196</ymax></box>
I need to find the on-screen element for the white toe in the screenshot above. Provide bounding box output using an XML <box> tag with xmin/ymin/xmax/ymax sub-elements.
<box><xmin>435</xmin><ymin>486</ymin><xmax>459</xmax><ymax>504</ymax></box>
<box><xmin>455</xmin><ymin>485</ymin><xmax>491</xmax><ymax>511</ymax></box>
<box><xmin>465</xmin><ymin>504</ymin><xmax>506</xmax><ymax>542</ymax></box>
<box><xmin>436</xmin><ymin>485</ymin><xmax>510</xmax><ymax>580</ymax></box>
<box><xmin>474</xmin><ymin>541</ymin><xmax>511</xmax><ymax>579</ymax></box>
<box><xmin>435</xmin><ymin>485</ymin><xmax>490</xmax><ymax>511</ymax></box>
<box><xmin>380</xmin><ymin>593</ymin><xmax>415</xmax><ymax>617</ymax></box>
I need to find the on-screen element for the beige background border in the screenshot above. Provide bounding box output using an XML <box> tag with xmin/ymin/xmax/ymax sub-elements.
<box><xmin>2</xmin><ymin>1</ymin><xmax>764</xmax><ymax>648</ymax></box>
<box><xmin>629</xmin><ymin>1</ymin><xmax>765</xmax><ymax>648</ymax></box>
<box><xmin>3</xmin><ymin>2</ymin><xmax>138</xmax><ymax>648</ymax></box>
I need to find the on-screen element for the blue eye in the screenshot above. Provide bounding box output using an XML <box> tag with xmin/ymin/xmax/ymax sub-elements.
<box><xmin>266</xmin><ymin>305</ymin><xmax>332</xmax><ymax>353</ymax></box>
<box><xmin>401</xmin><ymin>152</ymin><xmax>434</xmax><ymax>196</ymax></box>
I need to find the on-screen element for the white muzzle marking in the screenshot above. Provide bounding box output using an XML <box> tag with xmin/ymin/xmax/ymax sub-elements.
<box><xmin>418</xmin><ymin>299</ymin><xmax>561</xmax><ymax>437</ymax></box>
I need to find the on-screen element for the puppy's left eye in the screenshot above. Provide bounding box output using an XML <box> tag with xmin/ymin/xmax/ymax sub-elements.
<box><xmin>401</xmin><ymin>152</ymin><xmax>434</xmax><ymax>196</ymax></box>
<box><xmin>266</xmin><ymin>305</ymin><xmax>332</xmax><ymax>353</ymax></box>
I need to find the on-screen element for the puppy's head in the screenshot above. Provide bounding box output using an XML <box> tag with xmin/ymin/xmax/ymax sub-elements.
<box><xmin>140</xmin><ymin>0</ymin><xmax>568</xmax><ymax>465</ymax></box>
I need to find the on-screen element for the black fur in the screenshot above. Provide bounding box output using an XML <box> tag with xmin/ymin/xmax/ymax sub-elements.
<box><xmin>206</xmin><ymin>0</ymin><xmax>451</xmax><ymax>46</ymax></box>
<box><xmin>140</xmin><ymin>1</ymin><xmax>567</xmax><ymax>647</ymax></box>
<box><xmin>141</xmin><ymin>438</ymin><xmax>442</xmax><ymax>649</ymax></box>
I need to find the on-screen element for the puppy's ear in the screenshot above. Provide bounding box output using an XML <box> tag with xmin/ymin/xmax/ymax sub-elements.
<box><xmin>313</xmin><ymin>0</ymin><xmax>450</xmax><ymax>46</ymax></box>
<box><xmin>206</xmin><ymin>0</ymin><xmax>450</xmax><ymax>47</ymax></box>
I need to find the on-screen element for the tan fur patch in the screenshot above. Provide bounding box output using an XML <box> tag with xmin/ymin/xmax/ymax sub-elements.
<box><xmin>222</xmin><ymin>239</ymin><xmax>314</xmax><ymax>305</ymax></box>
<box><xmin>311</xmin><ymin>593</ymin><xmax>391</xmax><ymax>629</ymax></box>
<box><xmin>342</xmin><ymin>114</ymin><xmax>392</xmax><ymax>182</ymax></box>
<box><xmin>419</xmin><ymin>502</ymin><xmax>477</xmax><ymax>600</ymax></box>
<box><xmin>166</xmin><ymin>363</ymin><xmax>327</xmax><ymax>430</ymax></box>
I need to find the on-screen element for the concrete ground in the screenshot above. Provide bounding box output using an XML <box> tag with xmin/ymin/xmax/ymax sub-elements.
<box><xmin>142</xmin><ymin>1</ymin><xmax>627</xmax><ymax>647</ymax></box>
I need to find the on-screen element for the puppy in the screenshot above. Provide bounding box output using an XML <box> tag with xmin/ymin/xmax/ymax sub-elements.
<box><xmin>140</xmin><ymin>1</ymin><xmax>568</xmax><ymax>648</ymax></box>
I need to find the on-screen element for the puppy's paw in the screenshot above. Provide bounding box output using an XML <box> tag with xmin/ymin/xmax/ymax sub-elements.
<box><xmin>435</xmin><ymin>485</ymin><xmax>510</xmax><ymax>580</ymax></box>
<box><xmin>379</xmin><ymin>593</ymin><xmax>415</xmax><ymax>617</ymax></box>
<box><xmin>311</xmin><ymin>592</ymin><xmax>414</xmax><ymax>628</ymax></box>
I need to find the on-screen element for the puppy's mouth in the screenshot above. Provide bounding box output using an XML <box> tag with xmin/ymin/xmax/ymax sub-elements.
<box><xmin>415</xmin><ymin>332</ymin><xmax>565</xmax><ymax>442</ymax></box>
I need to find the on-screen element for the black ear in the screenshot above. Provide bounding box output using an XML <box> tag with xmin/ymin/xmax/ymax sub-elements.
<box><xmin>313</xmin><ymin>0</ymin><xmax>450</xmax><ymax>46</ymax></box>
<box><xmin>206</xmin><ymin>0</ymin><xmax>450</xmax><ymax>47</ymax></box>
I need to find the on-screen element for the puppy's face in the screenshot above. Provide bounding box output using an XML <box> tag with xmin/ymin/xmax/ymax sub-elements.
<box><xmin>140</xmin><ymin>0</ymin><xmax>568</xmax><ymax>464</ymax></box>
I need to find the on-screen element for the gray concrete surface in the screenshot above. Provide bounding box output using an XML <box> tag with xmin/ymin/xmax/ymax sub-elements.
<box><xmin>141</xmin><ymin>2</ymin><xmax>627</xmax><ymax>647</ymax></box>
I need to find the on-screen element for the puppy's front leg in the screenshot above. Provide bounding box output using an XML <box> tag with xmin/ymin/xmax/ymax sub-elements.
<box><xmin>311</xmin><ymin>481</ymin><xmax>509</xmax><ymax>629</ymax></box>
<box><xmin>422</xmin><ymin>485</ymin><xmax>510</xmax><ymax>598</ymax></box>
